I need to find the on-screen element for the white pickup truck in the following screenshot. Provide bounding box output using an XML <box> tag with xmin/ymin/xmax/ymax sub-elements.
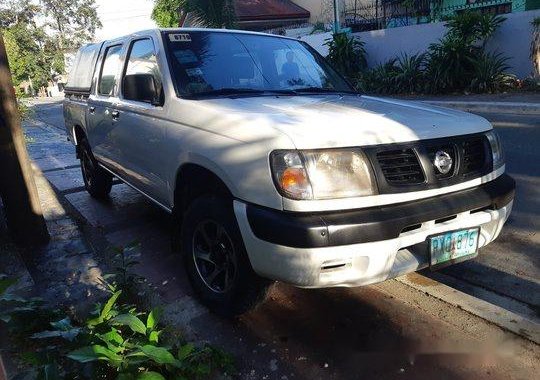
<box><xmin>64</xmin><ymin>28</ymin><xmax>515</xmax><ymax>316</ymax></box>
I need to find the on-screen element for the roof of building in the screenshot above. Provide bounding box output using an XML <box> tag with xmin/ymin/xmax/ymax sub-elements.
<box><xmin>235</xmin><ymin>0</ymin><xmax>310</xmax><ymax>21</ymax></box>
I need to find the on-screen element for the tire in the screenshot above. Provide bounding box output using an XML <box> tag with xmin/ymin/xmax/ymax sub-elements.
<box><xmin>181</xmin><ymin>196</ymin><xmax>272</xmax><ymax>317</ymax></box>
<box><xmin>79</xmin><ymin>138</ymin><xmax>112</xmax><ymax>199</ymax></box>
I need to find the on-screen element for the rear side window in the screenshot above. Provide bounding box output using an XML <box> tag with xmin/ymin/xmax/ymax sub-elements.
<box><xmin>124</xmin><ymin>38</ymin><xmax>162</xmax><ymax>91</ymax></box>
<box><xmin>98</xmin><ymin>45</ymin><xmax>122</xmax><ymax>96</ymax></box>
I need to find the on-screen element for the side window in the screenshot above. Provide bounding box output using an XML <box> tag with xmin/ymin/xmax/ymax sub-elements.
<box><xmin>98</xmin><ymin>45</ymin><xmax>122</xmax><ymax>96</ymax></box>
<box><xmin>122</xmin><ymin>38</ymin><xmax>163</xmax><ymax>104</ymax></box>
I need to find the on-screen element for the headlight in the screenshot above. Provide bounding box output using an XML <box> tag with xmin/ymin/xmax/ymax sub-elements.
<box><xmin>486</xmin><ymin>130</ymin><xmax>504</xmax><ymax>168</ymax></box>
<box><xmin>271</xmin><ymin>149</ymin><xmax>376</xmax><ymax>200</ymax></box>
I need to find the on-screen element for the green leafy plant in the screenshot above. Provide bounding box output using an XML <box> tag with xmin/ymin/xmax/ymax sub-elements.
<box><xmin>98</xmin><ymin>242</ymin><xmax>145</xmax><ymax>303</ymax></box>
<box><xmin>0</xmin><ymin>274</ymin><xmax>41</xmax><ymax>325</ymax></box>
<box><xmin>392</xmin><ymin>53</ymin><xmax>426</xmax><ymax>93</ymax></box>
<box><xmin>357</xmin><ymin>54</ymin><xmax>426</xmax><ymax>95</ymax></box>
<box><xmin>357</xmin><ymin>10</ymin><xmax>510</xmax><ymax>95</ymax></box>
<box><xmin>325</xmin><ymin>32</ymin><xmax>367</xmax><ymax>80</ymax></box>
<box><xmin>63</xmin><ymin>290</ymin><xmax>233</xmax><ymax>379</ymax></box>
<box><xmin>521</xmin><ymin>76</ymin><xmax>540</xmax><ymax>92</ymax></box>
<box><xmin>0</xmin><ymin>274</ymin><xmax>66</xmax><ymax>378</ymax></box>
<box><xmin>2</xmin><ymin>264</ymin><xmax>234</xmax><ymax>379</ymax></box>
<box><xmin>425</xmin><ymin>36</ymin><xmax>477</xmax><ymax>93</ymax></box>
<box><xmin>356</xmin><ymin>59</ymin><xmax>398</xmax><ymax>94</ymax></box>
<box><xmin>445</xmin><ymin>11</ymin><xmax>505</xmax><ymax>47</ymax></box>
<box><xmin>17</xmin><ymin>97</ymin><xmax>33</xmax><ymax>120</ymax></box>
<box><xmin>151</xmin><ymin>0</ymin><xmax>236</xmax><ymax>28</ymax></box>
<box><xmin>311</xmin><ymin>21</ymin><xmax>327</xmax><ymax>34</ymax></box>
<box><xmin>422</xmin><ymin>10</ymin><xmax>509</xmax><ymax>94</ymax></box>
<box><xmin>469</xmin><ymin>52</ymin><xmax>515</xmax><ymax>93</ymax></box>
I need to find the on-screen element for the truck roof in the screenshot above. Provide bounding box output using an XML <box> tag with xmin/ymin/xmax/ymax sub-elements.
<box><xmin>97</xmin><ymin>27</ymin><xmax>299</xmax><ymax>45</ymax></box>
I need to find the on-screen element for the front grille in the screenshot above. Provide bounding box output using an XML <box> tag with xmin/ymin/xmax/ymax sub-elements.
<box><xmin>376</xmin><ymin>149</ymin><xmax>425</xmax><ymax>185</ymax></box>
<box><xmin>366</xmin><ymin>133</ymin><xmax>493</xmax><ymax>194</ymax></box>
<box><xmin>427</xmin><ymin>144</ymin><xmax>456</xmax><ymax>179</ymax></box>
<box><xmin>461</xmin><ymin>138</ymin><xmax>486</xmax><ymax>176</ymax></box>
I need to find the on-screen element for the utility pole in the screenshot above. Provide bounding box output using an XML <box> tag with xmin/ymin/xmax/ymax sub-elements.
<box><xmin>333</xmin><ymin>0</ymin><xmax>340</xmax><ymax>33</ymax></box>
<box><xmin>0</xmin><ymin>34</ymin><xmax>49</xmax><ymax>245</ymax></box>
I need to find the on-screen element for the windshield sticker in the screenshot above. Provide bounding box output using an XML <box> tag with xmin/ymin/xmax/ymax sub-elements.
<box><xmin>186</xmin><ymin>68</ymin><xmax>203</xmax><ymax>77</ymax></box>
<box><xmin>174</xmin><ymin>49</ymin><xmax>198</xmax><ymax>64</ymax></box>
<box><xmin>169</xmin><ymin>33</ymin><xmax>191</xmax><ymax>42</ymax></box>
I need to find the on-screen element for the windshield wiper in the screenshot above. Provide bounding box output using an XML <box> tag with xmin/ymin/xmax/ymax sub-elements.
<box><xmin>294</xmin><ymin>87</ymin><xmax>358</xmax><ymax>95</ymax></box>
<box><xmin>189</xmin><ymin>88</ymin><xmax>267</xmax><ymax>98</ymax></box>
<box><xmin>188</xmin><ymin>88</ymin><xmax>301</xmax><ymax>98</ymax></box>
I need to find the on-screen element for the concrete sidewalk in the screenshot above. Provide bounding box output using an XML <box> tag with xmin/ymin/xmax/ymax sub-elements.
<box><xmin>397</xmin><ymin>93</ymin><xmax>540</xmax><ymax>114</ymax></box>
<box><xmin>421</xmin><ymin>100</ymin><xmax>540</xmax><ymax>115</ymax></box>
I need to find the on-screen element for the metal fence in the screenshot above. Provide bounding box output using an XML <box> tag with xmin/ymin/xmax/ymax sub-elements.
<box><xmin>342</xmin><ymin>0</ymin><xmax>525</xmax><ymax>32</ymax></box>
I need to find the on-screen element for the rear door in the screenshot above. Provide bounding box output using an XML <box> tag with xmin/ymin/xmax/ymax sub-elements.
<box><xmin>86</xmin><ymin>42</ymin><xmax>126</xmax><ymax>175</ymax></box>
<box><xmin>111</xmin><ymin>36</ymin><xmax>169</xmax><ymax>204</ymax></box>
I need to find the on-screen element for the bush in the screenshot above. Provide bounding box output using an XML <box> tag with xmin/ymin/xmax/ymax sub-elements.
<box><xmin>518</xmin><ymin>77</ymin><xmax>540</xmax><ymax>92</ymax></box>
<box><xmin>328</xmin><ymin>10</ymin><xmax>513</xmax><ymax>95</ymax></box>
<box><xmin>1</xmin><ymin>253</ymin><xmax>234</xmax><ymax>379</ymax></box>
<box><xmin>425</xmin><ymin>36</ymin><xmax>477</xmax><ymax>93</ymax></box>
<box><xmin>393</xmin><ymin>53</ymin><xmax>426</xmax><ymax>93</ymax></box>
<box><xmin>357</xmin><ymin>54</ymin><xmax>427</xmax><ymax>95</ymax></box>
<box><xmin>445</xmin><ymin>11</ymin><xmax>506</xmax><ymax>47</ymax></box>
<box><xmin>356</xmin><ymin>59</ymin><xmax>397</xmax><ymax>94</ymax></box>
<box><xmin>325</xmin><ymin>32</ymin><xmax>367</xmax><ymax>80</ymax></box>
<box><xmin>469</xmin><ymin>52</ymin><xmax>516</xmax><ymax>93</ymax></box>
<box><xmin>17</xmin><ymin>97</ymin><xmax>33</xmax><ymax>120</ymax></box>
<box><xmin>423</xmin><ymin>11</ymin><xmax>510</xmax><ymax>94</ymax></box>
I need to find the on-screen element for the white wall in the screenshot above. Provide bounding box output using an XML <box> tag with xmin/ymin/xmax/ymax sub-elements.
<box><xmin>300</xmin><ymin>31</ymin><xmax>333</xmax><ymax>56</ymax></box>
<box><xmin>356</xmin><ymin>22</ymin><xmax>446</xmax><ymax>68</ymax></box>
<box><xmin>484</xmin><ymin>10</ymin><xmax>540</xmax><ymax>78</ymax></box>
<box><xmin>301</xmin><ymin>10</ymin><xmax>540</xmax><ymax>78</ymax></box>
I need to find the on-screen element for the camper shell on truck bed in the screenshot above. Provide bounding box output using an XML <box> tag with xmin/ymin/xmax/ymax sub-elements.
<box><xmin>64</xmin><ymin>42</ymin><xmax>104</xmax><ymax>96</ymax></box>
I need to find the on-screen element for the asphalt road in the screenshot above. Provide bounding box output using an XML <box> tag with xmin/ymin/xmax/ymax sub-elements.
<box><xmin>24</xmin><ymin>98</ymin><xmax>540</xmax><ymax>379</ymax></box>
<box><xmin>435</xmin><ymin>111</ymin><xmax>540</xmax><ymax>318</ymax></box>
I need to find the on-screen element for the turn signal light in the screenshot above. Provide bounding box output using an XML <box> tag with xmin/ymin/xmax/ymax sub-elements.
<box><xmin>281</xmin><ymin>167</ymin><xmax>309</xmax><ymax>190</ymax></box>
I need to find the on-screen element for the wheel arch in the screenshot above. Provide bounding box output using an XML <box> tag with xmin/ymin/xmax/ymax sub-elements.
<box><xmin>173</xmin><ymin>162</ymin><xmax>235</xmax><ymax>217</ymax></box>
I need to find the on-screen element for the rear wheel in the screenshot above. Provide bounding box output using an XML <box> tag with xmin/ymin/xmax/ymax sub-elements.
<box><xmin>181</xmin><ymin>196</ymin><xmax>271</xmax><ymax>317</ymax></box>
<box><xmin>79</xmin><ymin>139</ymin><xmax>112</xmax><ymax>199</ymax></box>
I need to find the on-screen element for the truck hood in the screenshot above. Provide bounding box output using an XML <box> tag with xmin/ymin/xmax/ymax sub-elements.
<box><xmin>199</xmin><ymin>94</ymin><xmax>492</xmax><ymax>149</ymax></box>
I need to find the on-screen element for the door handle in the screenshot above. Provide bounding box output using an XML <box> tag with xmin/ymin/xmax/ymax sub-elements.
<box><xmin>89</xmin><ymin>106</ymin><xmax>95</xmax><ymax>114</ymax></box>
<box><xmin>111</xmin><ymin>110</ymin><xmax>120</xmax><ymax>120</ymax></box>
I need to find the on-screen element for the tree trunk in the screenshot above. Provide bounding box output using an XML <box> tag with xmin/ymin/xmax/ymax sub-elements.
<box><xmin>0</xmin><ymin>34</ymin><xmax>49</xmax><ymax>245</ymax></box>
<box><xmin>533</xmin><ymin>28</ymin><xmax>540</xmax><ymax>78</ymax></box>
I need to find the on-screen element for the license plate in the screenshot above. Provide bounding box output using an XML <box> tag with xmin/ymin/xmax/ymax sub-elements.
<box><xmin>429</xmin><ymin>228</ymin><xmax>480</xmax><ymax>267</ymax></box>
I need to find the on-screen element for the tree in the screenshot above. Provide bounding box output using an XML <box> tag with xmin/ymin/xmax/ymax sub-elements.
<box><xmin>151</xmin><ymin>0</ymin><xmax>236</xmax><ymax>29</ymax></box>
<box><xmin>0</xmin><ymin>34</ymin><xmax>49</xmax><ymax>245</ymax></box>
<box><xmin>40</xmin><ymin>0</ymin><xmax>102</xmax><ymax>52</ymax></box>
<box><xmin>0</xmin><ymin>0</ymin><xmax>40</xmax><ymax>28</ymax></box>
<box><xmin>0</xmin><ymin>0</ymin><xmax>101</xmax><ymax>91</ymax></box>
<box><xmin>3</xmin><ymin>23</ymin><xmax>52</xmax><ymax>89</ymax></box>
<box><xmin>152</xmin><ymin>0</ymin><xmax>183</xmax><ymax>27</ymax></box>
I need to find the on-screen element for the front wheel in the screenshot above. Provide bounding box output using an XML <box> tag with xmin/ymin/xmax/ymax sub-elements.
<box><xmin>181</xmin><ymin>196</ymin><xmax>271</xmax><ymax>317</ymax></box>
<box><xmin>79</xmin><ymin>139</ymin><xmax>112</xmax><ymax>199</ymax></box>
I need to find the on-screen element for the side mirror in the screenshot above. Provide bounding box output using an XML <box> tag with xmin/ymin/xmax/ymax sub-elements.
<box><xmin>123</xmin><ymin>74</ymin><xmax>162</xmax><ymax>105</ymax></box>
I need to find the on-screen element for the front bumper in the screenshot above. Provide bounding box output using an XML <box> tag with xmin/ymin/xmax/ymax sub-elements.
<box><xmin>234</xmin><ymin>174</ymin><xmax>515</xmax><ymax>288</ymax></box>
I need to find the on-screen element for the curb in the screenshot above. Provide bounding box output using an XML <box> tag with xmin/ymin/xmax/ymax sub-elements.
<box><xmin>420</xmin><ymin>100</ymin><xmax>540</xmax><ymax>115</ymax></box>
<box><xmin>397</xmin><ymin>273</ymin><xmax>540</xmax><ymax>345</ymax></box>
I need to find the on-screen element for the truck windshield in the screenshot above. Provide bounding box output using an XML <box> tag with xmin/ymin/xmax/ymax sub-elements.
<box><xmin>163</xmin><ymin>31</ymin><xmax>354</xmax><ymax>97</ymax></box>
